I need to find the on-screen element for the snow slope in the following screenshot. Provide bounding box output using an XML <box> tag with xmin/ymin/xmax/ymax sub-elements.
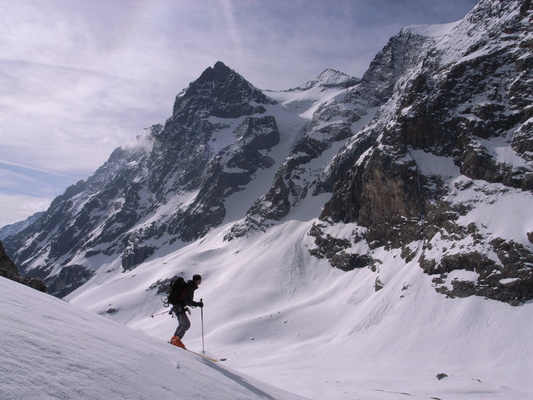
<box><xmin>58</xmin><ymin>79</ymin><xmax>533</xmax><ymax>398</ymax></box>
<box><xmin>0</xmin><ymin>277</ymin><xmax>308</xmax><ymax>400</ymax></box>
<box><xmin>62</xmin><ymin>212</ymin><xmax>533</xmax><ymax>400</ymax></box>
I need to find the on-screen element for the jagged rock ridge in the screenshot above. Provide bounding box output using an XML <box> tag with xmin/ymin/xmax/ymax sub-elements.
<box><xmin>315</xmin><ymin>0</ymin><xmax>533</xmax><ymax>303</ymax></box>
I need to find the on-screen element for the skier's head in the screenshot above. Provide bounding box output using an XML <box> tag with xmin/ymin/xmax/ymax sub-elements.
<box><xmin>193</xmin><ymin>274</ymin><xmax>202</xmax><ymax>284</ymax></box>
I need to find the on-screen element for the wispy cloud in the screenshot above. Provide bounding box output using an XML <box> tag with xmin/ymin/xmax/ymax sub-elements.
<box><xmin>0</xmin><ymin>160</ymin><xmax>80</xmax><ymax>180</ymax></box>
<box><xmin>219</xmin><ymin>0</ymin><xmax>246</xmax><ymax>73</ymax></box>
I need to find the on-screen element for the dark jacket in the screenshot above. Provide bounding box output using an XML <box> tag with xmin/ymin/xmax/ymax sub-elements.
<box><xmin>183</xmin><ymin>280</ymin><xmax>202</xmax><ymax>307</ymax></box>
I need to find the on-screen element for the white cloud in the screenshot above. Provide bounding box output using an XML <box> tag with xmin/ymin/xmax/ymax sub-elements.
<box><xmin>0</xmin><ymin>194</ymin><xmax>51</xmax><ymax>227</ymax></box>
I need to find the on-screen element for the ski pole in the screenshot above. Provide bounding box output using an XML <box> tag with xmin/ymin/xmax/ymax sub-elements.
<box><xmin>151</xmin><ymin>310</ymin><xmax>170</xmax><ymax>318</ymax></box>
<box><xmin>200</xmin><ymin>298</ymin><xmax>205</xmax><ymax>355</ymax></box>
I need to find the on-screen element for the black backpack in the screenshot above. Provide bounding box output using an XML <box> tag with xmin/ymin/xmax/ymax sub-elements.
<box><xmin>167</xmin><ymin>276</ymin><xmax>187</xmax><ymax>306</ymax></box>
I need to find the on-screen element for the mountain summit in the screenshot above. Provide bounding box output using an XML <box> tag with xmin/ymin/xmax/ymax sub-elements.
<box><xmin>173</xmin><ymin>61</ymin><xmax>275</xmax><ymax>118</ymax></box>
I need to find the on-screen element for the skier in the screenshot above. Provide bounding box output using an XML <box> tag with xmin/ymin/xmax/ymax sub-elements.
<box><xmin>169</xmin><ymin>274</ymin><xmax>203</xmax><ymax>349</ymax></box>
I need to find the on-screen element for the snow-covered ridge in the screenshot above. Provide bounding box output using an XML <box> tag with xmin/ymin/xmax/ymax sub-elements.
<box><xmin>294</xmin><ymin>68</ymin><xmax>359</xmax><ymax>91</ymax></box>
<box><xmin>402</xmin><ymin>21</ymin><xmax>460</xmax><ymax>38</ymax></box>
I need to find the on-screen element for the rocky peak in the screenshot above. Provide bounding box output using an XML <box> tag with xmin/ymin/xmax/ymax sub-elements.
<box><xmin>171</xmin><ymin>61</ymin><xmax>275</xmax><ymax>122</ymax></box>
<box><xmin>3</xmin><ymin>61</ymin><xmax>287</xmax><ymax>295</ymax></box>
<box><xmin>315</xmin><ymin>0</ymin><xmax>533</xmax><ymax>303</ymax></box>
<box><xmin>467</xmin><ymin>0</ymin><xmax>528</xmax><ymax>24</ymax></box>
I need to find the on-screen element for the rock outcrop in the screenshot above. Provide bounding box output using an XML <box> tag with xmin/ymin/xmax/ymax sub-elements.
<box><xmin>0</xmin><ymin>241</ymin><xmax>46</xmax><ymax>292</ymax></box>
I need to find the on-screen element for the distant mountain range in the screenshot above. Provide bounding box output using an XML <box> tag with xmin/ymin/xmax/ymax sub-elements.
<box><xmin>0</xmin><ymin>212</ymin><xmax>44</xmax><ymax>241</ymax></box>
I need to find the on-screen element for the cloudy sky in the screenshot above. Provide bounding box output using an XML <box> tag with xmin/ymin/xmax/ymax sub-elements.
<box><xmin>0</xmin><ymin>0</ymin><xmax>477</xmax><ymax>227</ymax></box>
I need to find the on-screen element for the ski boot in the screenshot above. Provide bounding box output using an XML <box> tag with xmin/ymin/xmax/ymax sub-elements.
<box><xmin>170</xmin><ymin>335</ymin><xmax>186</xmax><ymax>349</ymax></box>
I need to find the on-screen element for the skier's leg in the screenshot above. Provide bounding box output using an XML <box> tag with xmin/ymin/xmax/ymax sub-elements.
<box><xmin>175</xmin><ymin>311</ymin><xmax>191</xmax><ymax>338</ymax></box>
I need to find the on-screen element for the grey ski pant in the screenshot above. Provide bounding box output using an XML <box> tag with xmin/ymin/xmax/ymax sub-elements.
<box><xmin>173</xmin><ymin>306</ymin><xmax>191</xmax><ymax>338</ymax></box>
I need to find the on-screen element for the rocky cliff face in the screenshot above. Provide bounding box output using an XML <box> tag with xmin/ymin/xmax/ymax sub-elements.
<box><xmin>3</xmin><ymin>0</ymin><xmax>532</xmax><ymax>304</ymax></box>
<box><xmin>0</xmin><ymin>241</ymin><xmax>46</xmax><ymax>292</ymax></box>
<box><xmin>316</xmin><ymin>0</ymin><xmax>533</xmax><ymax>304</ymax></box>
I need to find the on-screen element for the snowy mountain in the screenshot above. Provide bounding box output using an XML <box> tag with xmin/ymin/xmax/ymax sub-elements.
<box><xmin>2</xmin><ymin>0</ymin><xmax>533</xmax><ymax>398</ymax></box>
<box><xmin>5</xmin><ymin>0</ymin><xmax>531</xmax><ymax>303</ymax></box>
<box><xmin>0</xmin><ymin>211</ymin><xmax>44</xmax><ymax>241</ymax></box>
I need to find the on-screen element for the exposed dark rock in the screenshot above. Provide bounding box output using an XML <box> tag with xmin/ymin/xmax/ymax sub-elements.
<box><xmin>14</xmin><ymin>276</ymin><xmax>48</xmax><ymax>292</ymax></box>
<box><xmin>422</xmin><ymin>238</ymin><xmax>533</xmax><ymax>304</ymax></box>
<box><xmin>45</xmin><ymin>265</ymin><xmax>94</xmax><ymax>298</ymax></box>
<box><xmin>321</xmin><ymin>148</ymin><xmax>426</xmax><ymax>249</ymax></box>
<box><xmin>0</xmin><ymin>240</ymin><xmax>18</xmax><ymax>278</ymax></box>
<box><xmin>170</xmin><ymin>61</ymin><xmax>274</xmax><ymax>122</ymax></box>
<box><xmin>122</xmin><ymin>245</ymin><xmax>155</xmax><ymax>271</ymax></box>
<box><xmin>170</xmin><ymin>115</ymin><xmax>281</xmax><ymax>241</ymax></box>
<box><xmin>308</xmin><ymin>224</ymin><xmax>372</xmax><ymax>271</ymax></box>
<box><xmin>374</xmin><ymin>277</ymin><xmax>384</xmax><ymax>292</ymax></box>
<box><xmin>0</xmin><ymin>240</ymin><xmax>47</xmax><ymax>292</ymax></box>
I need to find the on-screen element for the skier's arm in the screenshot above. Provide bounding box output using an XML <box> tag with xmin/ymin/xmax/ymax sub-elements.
<box><xmin>185</xmin><ymin>286</ymin><xmax>203</xmax><ymax>307</ymax></box>
<box><xmin>190</xmin><ymin>299</ymin><xmax>203</xmax><ymax>308</ymax></box>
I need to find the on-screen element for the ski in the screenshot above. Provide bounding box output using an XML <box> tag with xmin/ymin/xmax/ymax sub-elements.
<box><xmin>185</xmin><ymin>349</ymin><xmax>226</xmax><ymax>362</ymax></box>
<box><xmin>168</xmin><ymin>341</ymin><xmax>226</xmax><ymax>362</ymax></box>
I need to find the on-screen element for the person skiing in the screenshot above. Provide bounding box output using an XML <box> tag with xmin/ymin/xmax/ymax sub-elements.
<box><xmin>169</xmin><ymin>274</ymin><xmax>203</xmax><ymax>349</ymax></box>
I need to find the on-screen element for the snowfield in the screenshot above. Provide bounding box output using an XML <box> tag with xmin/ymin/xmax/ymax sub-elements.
<box><xmin>4</xmin><ymin>215</ymin><xmax>532</xmax><ymax>400</ymax></box>
<box><xmin>0</xmin><ymin>277</ymin><xmax>308</xmax><ymax>400</ymax></box>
